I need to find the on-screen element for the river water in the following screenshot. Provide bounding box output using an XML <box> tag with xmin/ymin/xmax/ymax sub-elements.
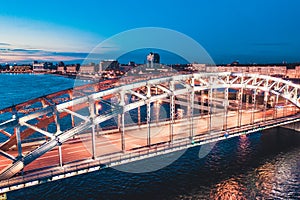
<box><xmin>0</xmin><ymin>74</ymin><xmax>299</xmax><ymax>200</ymax></box>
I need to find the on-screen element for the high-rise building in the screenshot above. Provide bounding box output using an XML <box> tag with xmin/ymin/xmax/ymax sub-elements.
<box><xmin>147</xmin><ymin>52</ymin><xmax>160</xmax><ymax>64</ymax></box>
<box><xmin>153</xmin><ymin>53</ymin><xmax>160</xmax><ymax>64</ymax></box>
<box><xmin>99</xmin><ymin>60</ymin><xmax>119</xmax><ymax>72</ymax></box>
<box><xmin>146</xmin><ymin>52</ymin><xmax>160</xmax><ymax>68</ymax></box>
<box><xmin>32</xmin><ymin>61</ymin><xmax>47</xmax><ymax>72</ymax></box>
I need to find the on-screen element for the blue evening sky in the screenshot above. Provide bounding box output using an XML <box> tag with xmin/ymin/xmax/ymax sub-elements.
<box><xmin>0</xmin><ymin>0</ymin><xmax>300</xmax><ymax>64</ymax></box>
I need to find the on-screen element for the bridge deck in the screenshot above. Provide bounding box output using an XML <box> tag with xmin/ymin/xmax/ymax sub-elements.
<box><xmin>0</xmin><ymin>107</ymin><xmax>298</xmax><ymax>193</ymax></box>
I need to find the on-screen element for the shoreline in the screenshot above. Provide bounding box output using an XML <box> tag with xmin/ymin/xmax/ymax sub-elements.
<box><xmin>0</xmin><ymin>71</ymin><xmax>103</xmax><ymax>81</ymax></box>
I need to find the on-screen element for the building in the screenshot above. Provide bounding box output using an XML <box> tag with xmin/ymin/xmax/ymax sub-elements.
<box><xmin>191</xmin><ymin>64</ymin><xmax>300</xmax><ymax>79</ymax></box>
<box><xmin>99</xmin><ymin>60</ymin><xmax>119</xmax><ymax>72</ymax></box>
<box><xmin>57</xmin><ymin>66</ymin><xmax>65</xmax><ymax>74</ymax></box>
<box><xmin>153</xmin><ymin>53</ymin><xmax>160</xmax><ymax>63</ymax></box>
<box><xmin>66</xmin><ymin>64</ymin><xmax>80</xmax><ymax>73</ymax></box>
<box><xmin>11</xmin><ymin>65</ymin><xmax>32</xmax><ymax>72</ymax></box>
<box><xmin>79</xmin><ymin>65</ymin><xmax>96</xmax><ymax>74</ymax></box>
<box><xmin>146</xmin><ymin>52</ymin><xmax>160</xmax><ymax>68</ymax></box>
<box><xmin>188</xmin><ymin>63</ymin><xmax>206</xmax><ymax>71</ymax></box>
<box><xmin>32</xmin><ymin>61</ymin><xmax>48</xmax><ymax>72</ymax></box>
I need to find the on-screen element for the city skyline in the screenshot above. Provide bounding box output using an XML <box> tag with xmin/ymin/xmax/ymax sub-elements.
<box><xmin>1</xmin><ymin>0</ymin><xmax>300</xmax><ymax>64</ymax></box>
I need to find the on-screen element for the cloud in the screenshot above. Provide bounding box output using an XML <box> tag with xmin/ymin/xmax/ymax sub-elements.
<box><xmin>0</xmin><ymin>42</ymin><xmax>10</xmax><ymax>46</ymax></box>
<box><xmin>0</xmin><ymin>48</ymin><xmax>87</xmax><ymax>63</ymax></box>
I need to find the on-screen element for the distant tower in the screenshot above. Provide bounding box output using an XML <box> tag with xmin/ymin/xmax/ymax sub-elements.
<box><xmin>153</xmin><ymin>53</ymin><xmax>160</xmax><ymax>64</ymax></box>
<box><xmin>147</xmin><ymin>52</ymin><xmax>160</xmax><ymax>68</ymax></box>
<box><xmin>147</xmin><ymin>52</ymin><xmax>154</xmax><ymax>68</ymax></box>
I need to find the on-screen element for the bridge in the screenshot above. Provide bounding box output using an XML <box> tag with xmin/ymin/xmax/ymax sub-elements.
<box><xmin>0</xmin><ymin>72</ymin><xmax>300</xmax><ymax>193</ymax></box>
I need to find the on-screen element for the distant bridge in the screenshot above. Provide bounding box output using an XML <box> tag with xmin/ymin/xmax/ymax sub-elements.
<box><xmin>0</xmin><ymin>72</ymin><xmax>299</xmax><ymax>193</ymax></box>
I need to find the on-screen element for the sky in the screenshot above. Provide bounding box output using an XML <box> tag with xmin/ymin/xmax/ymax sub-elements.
<box><xmin>0</xmin><ymin>0</ymin><xmax>300</xmax><ymax>64</ymax></box>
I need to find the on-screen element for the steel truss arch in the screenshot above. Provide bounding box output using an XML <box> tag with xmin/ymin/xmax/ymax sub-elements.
<box><xmin>0</xmin><ymin>72</ymin><xmax>300</xmax><ymax>180</ymax></box>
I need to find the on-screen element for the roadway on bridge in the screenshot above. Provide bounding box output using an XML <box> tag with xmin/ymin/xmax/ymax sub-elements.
<box><xmin>0</xmin><ymin>106</ymin><xmax>296</xmax><ymax>177</ymax></box>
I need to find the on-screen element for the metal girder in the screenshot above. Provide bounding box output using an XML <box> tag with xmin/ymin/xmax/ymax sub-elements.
<box><xmin>155</xmin><ymin>85</ymin><xmax>171</xmax><ymax>94</ymax></box>
<box><xmin>20</xmin><ymin>121</ymin><xmax>55</xmax><ymax>139</ymax></box>
<box><xmin>61</xmin><ymin>108</ymin><xmax>89</xmax><ymax>122</ymax></box>
<box><xmin>0</xmin><ymin>130</ymin><xmax>11</xmax><ymax>137</ymax></box>
<box><xmin>0</xmin><ymin>150</ymin><xmax>16</xmax><ymax>161</ymax></box>
<box><xmin>128</xmin><ymin>90</ymin><xmax>147</xmax><ymax>100</ymax></box>
<box><xmin>0</xmin><ymin>119</ymin><xmax>18</xmax><ymax>130</ymax></box>
<box><xmin>51</xmin><ymin>73</ymin><xmax>300</xmax><ymax>115</ymax></box>
<box><xmin>18</xmin><ymin>106</ymin><xmax>54</xmax><ymax>124</ymax></box>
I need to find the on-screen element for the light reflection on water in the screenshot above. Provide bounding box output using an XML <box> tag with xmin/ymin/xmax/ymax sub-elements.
<box><xmin>210</xmin><ymin>178</ymin><xmax>247</xmax><ymax>200</ymax></box>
